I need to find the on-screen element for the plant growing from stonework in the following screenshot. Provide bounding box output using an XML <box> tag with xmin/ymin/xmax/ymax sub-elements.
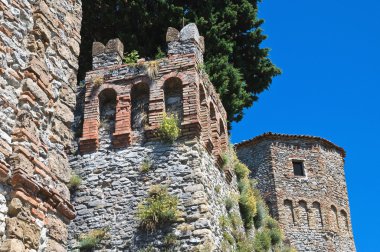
<box><xmin>140</xmin><ymin>158</ymin><xmax>152</xmax><ymax>173</ymax></box>
<box><xmin>157</xmin><ymin>113</ymin><xmax>181</xmax><ymax>143</ymax></box>
<box><xmin>163</xmin><ymin>233</ymin><xmax>179</xmax><ymax>248</ymax></box>
<box><xmin>68</xmin><ymin>172</ymin><xmax>82</xmax><ymax>190</ymax></box>
<box><xmin>144</xmin><ymin>60</ymin><xmax>159</xmax><ymax>79</ymax></box>
<box><xmin>123</xmin><ymin>50</ymin><xmax>140</xmax><ymax>64</ymax></box>
<box><xmin>93</xmin><ymin>76</ymin><xmax>104</xmax><ymax>87</ymax></box>
<box><xmin>137</xmin><ymin>185</ymin><xmax>179</xmax><ymax>232</ymax></box>
<box><xmin>78</xmin><ymin>227</ymin><xmax>109</xmax><ymax>250</ymax></box>
<box><xmin>225</xmin><ymin>196</ymin><xmax>235</xmax><ymax>212</ymax></box>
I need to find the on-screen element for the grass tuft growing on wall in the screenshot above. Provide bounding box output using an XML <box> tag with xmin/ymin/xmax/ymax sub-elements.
<box><xmin>68</xmin><ymin>173</ymin><xmax>82</xmax><ymax>190</ymax></box>
<box><xmin>137</xmin><ymin>185</ymin><xmax>179</xmax><ymax>232</ymax></box>
<box><xmin>78</xmin><ymin>227</ymin><xmax>109</xmax><ymax>250</ymax></box>
<box><xmin>157</xmin><ymin>113</ymin><xmax>181</xmax><ymax>143</ymax></box>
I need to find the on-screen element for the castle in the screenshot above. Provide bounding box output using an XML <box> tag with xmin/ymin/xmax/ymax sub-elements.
<box><xmin>0</xmin><ymin>1</ymin><xmax>354</xmax><ymax>251</ymax></box>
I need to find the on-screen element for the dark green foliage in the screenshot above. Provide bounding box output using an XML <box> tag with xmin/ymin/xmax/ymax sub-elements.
<box><xmin>80</xmin><ymin>0</ymin><xmax>280</xmax><ymax>125</ymax></box>
<box><xmin>254</xmin><ymin>200</ymin><xmax>268</xmax><ymax>229</ymax></box>
<box><xmin>225</xmin><ymin>197</ymin><xmax>235</xmax><ymax>212</ymax></box>
<box><xmin>223</xmin><ymin>232</ymin><xmax>235</xmax><ymax>245</ymax></box>
<box><xmin>253</xmin><ymin>231</ymin><xmax>271</xmax><ymax>252</ymax></box>
<box><xmin>123</xmin><ymin>50</ymin><xmax>140</xmax><ymax>64</ymax></box>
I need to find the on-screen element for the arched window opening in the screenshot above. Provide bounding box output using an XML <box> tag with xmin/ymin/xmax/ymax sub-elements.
<box><xmin>199</xmin><ymin>84</ymin><xmax>209</xmax><ymax>144</ymax></box>
<box><xmin>298</xmin><ymin>200</ymin><xmax>309</xmax><ymax>227</ymax></box>
<box><xmin>98</xmin><ymin>88</ymin><xmax>117</xmax><ymax>147</ymax></box>
<box><xmin>312</xmin><ymin>201</ymin><xmax>323</xmax><ymax>229</ymax></box>
<box><xmin>284</xmin><ymin>199</ymin><xmax>295</xmax><ymax>225</ymax></box>
<box><xmin>340</xmin><ymin>210</ymin><xmax>349</xmax><ymax>232</ymax></box>
<box><xmin>209</xmin><ymin>103</ymin><xmax>219</xmax><ymax>153</ymax></box>
<box><xmin>210</xmin><ymin>103</ymin><xmax>216</xmax><ymax>120</ymax></box>
<box><xmin>331</xmin><ymin>205</ymin><xmax>339</xmax><ymax>230</ymax></box>
<box><xmin>219</xmin><ymin>119</ymin><xmax>227</xmax><ymax>152</ymax></box>
<box><xmin>199</xmin><ymin>85</ymin><xmax>206</xmax><ymax>105</ymax></box>
<box><xmin>164</xmin><ymin>77</ymin><xmax>183</xmax><ymax>122</ymax></box>
<box><xmin>131</xmin><ymin>82</ymin><xmax>149</xmax><ymax>131</ymax></box>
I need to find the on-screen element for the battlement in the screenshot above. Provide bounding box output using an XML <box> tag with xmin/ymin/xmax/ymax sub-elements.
<box><xmin>80</xmin><ymin>24</ymin><xmax>228</xmax><ymax>167</ymax></box>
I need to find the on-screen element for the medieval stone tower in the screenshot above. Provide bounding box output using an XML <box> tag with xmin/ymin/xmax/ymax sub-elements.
<box><xmin>236</xmin><ymin>133</ymin><xmax>356</xmax><ymax>252</ymax></box>
<box><xmin>68</xmin><ymin>24</ymin><xmax>238</xmax><ymax>251</ymax></box>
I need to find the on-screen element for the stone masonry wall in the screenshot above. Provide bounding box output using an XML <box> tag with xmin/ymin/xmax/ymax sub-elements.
<box><xmin>0</xmin><ymin>0</ymin><xmax>81</xmax><ymax>250</ymax></box>
<box><xmin>236</xmin><ymin>133</ymin><xmax>356</xmax><ymax>252</ymax></box>
<box><xmin>69</xmin><ymin>141</ymin><xmax>239</xmax><ymax>251</ymax></box>
<box><xmin>68</xmin><ymin>24</ymin><xmax>241</xmax><ymax>251</ymax></box>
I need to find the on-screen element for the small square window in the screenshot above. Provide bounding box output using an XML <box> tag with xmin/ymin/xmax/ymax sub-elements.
<box><xmin>292</xmin><ymin>161</ymin><xmax>305</xmax><ymax>176</ymax></box>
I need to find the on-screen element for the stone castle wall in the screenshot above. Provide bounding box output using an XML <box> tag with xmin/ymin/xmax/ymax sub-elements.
<box><xmin>236</xmin><ymin>133</ymin><xmax>356</xmax><ymax>252</ymax></box>
<box><xmin>0</xmin><ymin>0</ymin><xmax>81</xmax><ymax>250</ymax></box>
<box><xmin>68</xmin><ymin>24</ymin><xmax>240</xmax><ymax>251</ymax></box>
<box><xmin>69</xmin><ymin>141</ymin><xmax>239</xmax><ymax>251</ymax></box>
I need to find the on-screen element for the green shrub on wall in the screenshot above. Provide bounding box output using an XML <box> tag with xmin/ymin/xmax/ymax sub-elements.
<box><xmin>123</xmin><ymin>50</ymin><xmax>140</xmax><ymax>64</ymax></box>
<box><xmin>157</xmin><ymin>113</ymin><xmax>181</xmax><ymax>143</ymax></box>
<box><xmin>68</xmin><ymin>173</ymin><xmax>82</xmax><ymax>190</ymax></box>
<box><xmin>137</xmin><ymin>185</ymin><xmax>179</xmax><ymax>232</ymax></box>
<box><xmin>78</xmin><ymin>228</ymin><xmax>109</xmax><ymax>250</ymax></box>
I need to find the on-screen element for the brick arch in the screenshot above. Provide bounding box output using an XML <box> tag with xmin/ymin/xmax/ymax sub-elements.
<box><xmin>219</xmin><ymin>118</ymin><xmax>227</xmax><ymax>152</ymax></box>
<box><xmin>162</xmin><ymin>77</ymin><xmax>183</xmax><ymax>125</ymax></box>
<box><xmin>209</xmin><ymin>102</ymin><xmax>219</xmax><ymax>157</ymax></box>
<box><xmin>131</xmin><ymin>82</ymin><xmax>150</xmax><ymax>132</ymax></box>
<box><xmin>155</xmin><ymin>71</ymin><xmax>188</xmax><ymax>90</ymax></box>
<box><xmin>199</xmin><ymin>83</ymin><xmax>211</xmax><ymax>147</ymax></box>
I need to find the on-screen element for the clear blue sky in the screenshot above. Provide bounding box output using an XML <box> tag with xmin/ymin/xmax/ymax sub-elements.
<box><xmin>230</xmin><ymin>1</ymin><xmax>380</xmax><ymax>251</ymax></box>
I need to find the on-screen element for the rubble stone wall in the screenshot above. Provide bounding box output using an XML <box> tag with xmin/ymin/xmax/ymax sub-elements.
<box><xmin>236</xmin><ymin>133</ymin><xmax>356</xmax><ymax>252</ymax></box>
<box><xmin>0</xmin><ymin>0</ymin><xmax>81</xmax><ymax>250</ymax></box>
<box><xmin>68</xmin><ymin>141</ymin><xmax>239</xmax><ymax>251</ymax></box>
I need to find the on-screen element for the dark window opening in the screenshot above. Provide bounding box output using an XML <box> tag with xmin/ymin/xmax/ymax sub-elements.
<box><xmin>293</xmin><ymin>161</ymin><xmax>305</xmax><ymax>176</ymax></box>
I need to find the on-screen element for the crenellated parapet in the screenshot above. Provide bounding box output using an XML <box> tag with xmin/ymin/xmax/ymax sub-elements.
<box><xmin>79</xmin><ymin>24</ymin><xmax>228</xmax><ymax>168</ymax></box>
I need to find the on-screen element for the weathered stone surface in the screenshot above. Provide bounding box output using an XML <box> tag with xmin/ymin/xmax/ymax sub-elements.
<box><xmin>69</xmin><ymin>142</ymin><xmax>238</xmax><ymax>251</ymax></box>
<box><xmin>92</xmin><ymin>42</ymin><xmax>105</xmax><ymax>56</ymax></box>
<box><xmin>0</xmin><ymin>0</ymin><xmax>81</xmax><ymax>250</ymax></box>
<box><xmin>46</xmin><ymin>238</ymin><xmax>66</xmax><ymax>252</ymax></box>
<box><xmin>5</xmin><ymin>218</ymin><xmax>41</xmax><ymax>249</ymax></box>
<box><xmin>46</xmin><ymin>216</ymin><xmax>68</xmax><ymax>243</ymax></box>
<box><xmin>7</xmin><ymin>198</ymin><xmax>23</xmax><ymax>217</ymax></box>
<box><xmin>0</xmin><ymin>239</ymin><xmax>25</xmax><ymax>252</ymax></box>
<box><xmin>166</xmin><ymin>27</ymin><xmax>179</xmax><ymax>42</ymax></box>
<box><xmin>48</xmin><ymin>150</ymin><xmax>71</xmax><ymax>183</ymax></box>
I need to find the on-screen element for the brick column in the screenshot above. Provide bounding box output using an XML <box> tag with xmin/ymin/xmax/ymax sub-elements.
<box><xmin>113</xmin><ymin>95</ymin><xmax>131</xmax><ymax>148</ymax></box>
<box><xmin>181</xmin><ymin>81</ymin><xmax>201</xmax><ymax>140</ymax></box>
<box><xmin>80</xmin><ymin>84</ymin><xmax>99</xmax><ymax>153</ymax></box>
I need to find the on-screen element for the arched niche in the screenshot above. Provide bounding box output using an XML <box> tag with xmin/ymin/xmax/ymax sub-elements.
<box><xmin>164</xmin><ymin>77</ymin><xmax>183</xmax><ymax>122</ymax></box>
<box><xmin>339</xmin><ymin>209</ymin><xmax>349</xmax><ymax>232</ymax></box>
<box><xmin>284</xmin><ymin>199</ymin><xmax>295</xmax><ymax>225</ymax></box>
<box><xmin>209</xmin><ymin>102</ymin><xmax>219</xmax><ymax>153</ymax></box>
<box><xmin>298</xmin><ymin>200</ymin><xmax>309</xmax><ymax>227</ymax></box>
<box><xmin>131</xmin><ymin>82</ymin><xmax>149</xmax><ymax>131</ymax></box>
<box><xmin>311</xmin><ymin>201</ymin><xmax>323</xmax><ymax>229</ymax></box>
<box><xmin>219</xmin><ymin>119</ymin><xmax>227</xmax><ymax>152</ymax></box>
<box><xmin>330</xmin><ymin>205</ymin><xmax>339</xmax><ymax>230</ymax></box>
<box><xmin>98</xmin><ymin>88</ymin><xmax>117</xmax><ymax>145</ymax></box>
